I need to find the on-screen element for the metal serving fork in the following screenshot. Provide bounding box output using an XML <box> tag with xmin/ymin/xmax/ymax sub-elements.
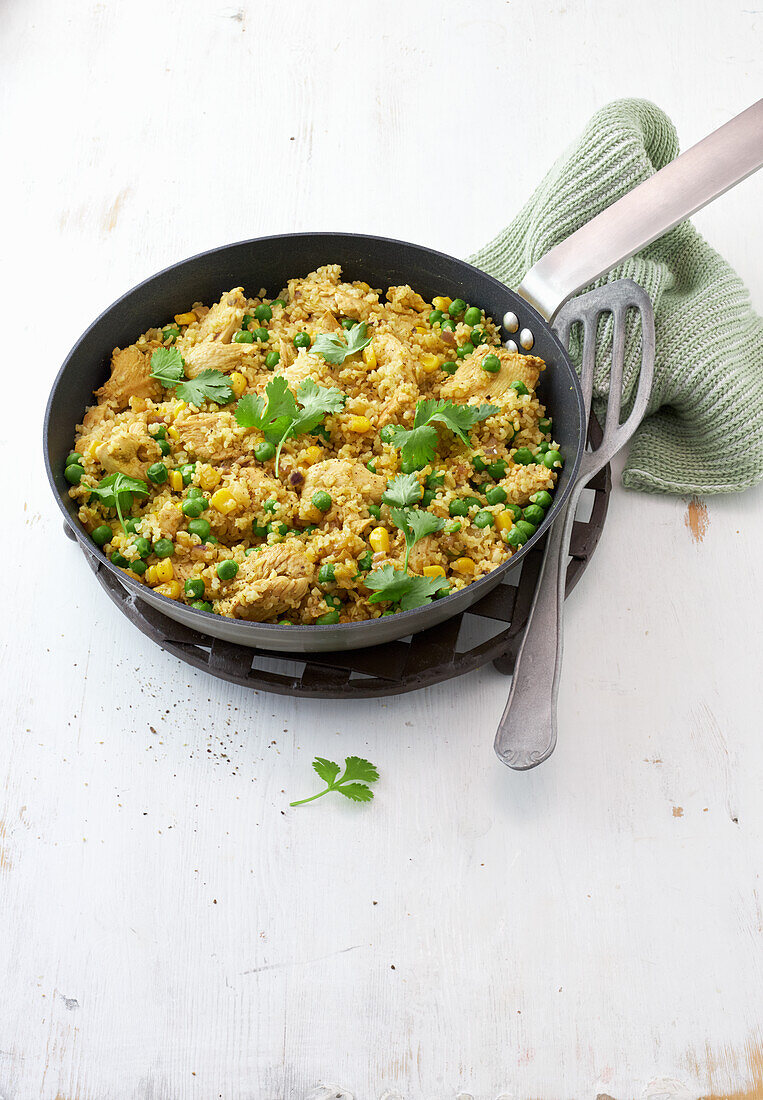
<box><xmin>494</xmin><ymin>280</ymin><xmax>656</xmax><ymax>770</ymax></box>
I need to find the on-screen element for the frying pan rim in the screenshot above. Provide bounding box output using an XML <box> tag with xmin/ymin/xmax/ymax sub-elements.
<box><xmin>43</xmin><ymin>230</ymin><xmax>586</xmax><ymax>642</ymax></box>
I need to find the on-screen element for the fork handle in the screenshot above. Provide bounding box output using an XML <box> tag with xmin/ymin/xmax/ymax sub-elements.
<box><xmin>493</xmin><ymin>494</ymin><xmax>577</xmax><ymax>769</ymax></box>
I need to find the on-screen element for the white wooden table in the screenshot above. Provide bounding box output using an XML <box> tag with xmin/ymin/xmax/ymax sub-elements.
<box><xmin>4</xmin><ymin>1</ymin><xmax>763</xmax><ymax>1096</ymax></box>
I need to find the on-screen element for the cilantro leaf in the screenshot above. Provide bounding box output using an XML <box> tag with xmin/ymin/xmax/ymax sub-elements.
<box><xmin>386</xmin><ymin>423</ymin><xmax>439</xmax><ymax>470</ymax></box>
<box><xmin>386</xmin><ymin>398</ymin><xmax>500</xmax><ymax>469</ymax></box>
<box><xmin>313</xmin><ymin>322</ymin><xmax>372</xmax><ymax>365</ymax></box>
<box><xmin>290</xmin><ymin>756</ymin><xmax>379</xmax><ymax>807</ymax></box>
<box><xmin>87</xmin><ymin>472</ymin><xmax>149</xmax><ymax>534</ymax></box>
<box><xmin>423</xmin><ymin>398</ymin><xmax>500</xmax><ymax>446</ymax></box>
<box><xmin>366</xmin><ymin>563</ymin><xmax>416</xmax><ymax>604</ymax></box>
<box><xmin>389</xmin><ymin>506</ymin><xmax>445</xmax><ymax>570</ymax></box>
<box><xmin>291</xmin><ymin>379</ymin><xmax>346</xmax><ymax>435</ymax></box>
<box><xmin>175</xmin><ymin>369</ymin><xmax>234</xmax><ymax>406</ymax></box>
<box><xmin>235</xmin><ymin>375</ymin><xmax>345</xmax><ymax>476</ymax></box>
<box><xmin>382</xmin><ymin>473</ymin><xmax>422</xmax><ymax>508</ymax></box>
<box><xmin>150</xmin><ymin>346</ymin><xmax>185</xmax><ymax>386</ymax></box>
<box><xmin>398</xmin><ymin>574</ymin><xmax>448</xmax><ymax>610</ymax></box>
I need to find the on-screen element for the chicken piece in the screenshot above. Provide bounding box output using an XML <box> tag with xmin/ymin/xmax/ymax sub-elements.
<box><xmin>182</xmin><ymin>342</ymin><xmax>258</xmax><ymax>377</ymax></box>
<box><xmin>441</xmin><ymin>349</ymin><xmax>544</xmax><ymax>405</ymax></box>
<box><xmin>95</xmin><ymin>346</ymin><xmax>161</xmax><ymax>409</ymax></box>
<box><xmin>278</xmin><ymin>350</ymin><xmax>335</xmax><ymax>390</ymax></box>
<box><xmin>385</xmin><ymin>285</ymin><xmax>429</xmax><ymax>314</ymax></box>
<box><xmin>214</xmin><ymin>540</ymin><xmax>314</xmax><ymax>621</ymax></box>
<box><xmin>173</xmin><ymin>411</ymin><xmax>249</xmax><ymax>463</ymax></box>
<box><xmin>94</xmin><ymin>422</ymin><xmax>153</xmax><ymax>479</ymax></box>
<box><xmin>298</xmin><ymin>459</ymin><xmax>385</xmax><ymax>524</ymax></box>
<box><xmin>235</xmin><ymin>466</ymin><xmax>285</xmax><ymax>511</ymax></box>
<box><xmin>191</xmin><ymin>287</ymin><xmax>248</xmax><ymax>344</ymax></box>
<box><xmin>156</xmin><ymin>501</ymin><xmax>182</xmax><ymax>538</ymax></box>
<box><xmin>77</xmin><ymin>403</ymin><xmax>114</xmax><ymax>443</ymax></box>
<box><xmin>318</xmin><ymin>309</ymin><xmax>342</xmax><ymax>332</ymax></box>
<box><xmin>407</xmin><ymin>535</ymin><xmax>447</xmax><ymax>574</ymax></box>
<box><xmin>370</xmin><ymin>332</ymin><xmax>421</xmax><ymax>424</ymax></box>
<box><xmin>288</xmin><ymin>267</ymin><xmax>376</xmax><ymax>322</ymax></box>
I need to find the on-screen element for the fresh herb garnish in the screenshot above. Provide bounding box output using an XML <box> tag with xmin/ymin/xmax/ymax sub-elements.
<box><xmin>235</xmin><ymin>375</ymin><xmax>345</xmax><ymax>475</ymax></box>
<box><xmin>150</xmin><ymin>347</ymin><xmax>233</xmax><ymax>406</ymax></box>
<box><xmin>381</xmin><ymin>472</ymin><xmax>422</xmax><ymax>508</ymax></box>
<box><xmin>366</xmin><ymin>565</ymin><xmax>445</xmax><ymax>610</ymax></box>
<box><xmin>87</xmin><ymin>473</ymin><xmax>149</xmax><ymax>534</ymax></box>
<box><xmin>386</xmin><ymin>397</ymin><xmax>500</xmax><ymax>469</ymax></box>
<box><xmin>289</xmin><ymin>756</ymin><xmax>380</xmax><ymax>807</ymax></box>
<box><xmin>312</xmin><ymin>322</ymin><xmax>372</xmax><ymax>365</ymax></box>
<box><xmin>389</xmin><ymin>508</ymin><xmax>445</xmax><ymax>571</ymax></box>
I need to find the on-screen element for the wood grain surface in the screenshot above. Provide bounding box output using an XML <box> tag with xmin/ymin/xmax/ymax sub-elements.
<box><xmin>3</xmin><ymin>0</ymin><xmax>762</xmax><ymax>1097</ymax></box>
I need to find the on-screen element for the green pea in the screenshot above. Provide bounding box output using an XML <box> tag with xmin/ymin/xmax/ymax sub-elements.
<box><xmin>543</xmin><ymin>450</ymin><xmax>563</xmax><ymax>469</ymax></box>
<box><xmin>134</xmin><ymin>536</ymin><xmax>151</xmax><ymax>558</ymax></box>
<box><xmin>293</xmin><ymin>332</ymin><xmax>311</xmax><ymax>349</ymax></box>
<box><xmin>312</xmin><ymin>491</ymin><xmax>331</xmax><ymax>512</ymax></box>
<box><xmin>516</xmin><ymin>520</ymin><xmax>537</xmax><ymax>540</ymax></box>
<box><xmin>472</xmin><ymin>455</ymin><xmax>487</xmax><ymax>473</ymax></box>
<box><xmin>324</xmin><ymin>594</ymin><xmax>342</xmax><ymax>609</ymax></box>
<box><xmin>181</xmin><ymin>499</ymin><xmax>203</xmax><ymax>519</ymax></box>
<box><xmin>263</xmin><ymin>498</ymin><xmax>277</xmax><ymax>513</ymax></box>
<box><xmin>255</xmin><ymin>440</ymin><xmax>276</xmax><ymax>462</ymax></box>
<box><xmin>486</xmin><ymin>486</ymin><xmax>507</xmax><ymax>505</ymax></box>
<box><xmin>267</xmin><ymin>521</ymin><xmax>288</xmax><ymax>537</ymax></box>
<box><xmin>482</xmin><ymin>354</ymin><xmax>501</xmax><ymax>374</ymax></box>
<box><xmin>153</xmin><ymin>539</ymin><xmax>174</xmax><ymax>558</ymax></box>
<box><xmin>368</xmin><ymin>504</ymin><xmax>381</xmax><ymax>519</ymax></box>
<box><xmin>66</xmin><ymin>451</ymin><xmax>83</xmax><ymax>466</ymax></box>
<box><xmin>64</xmin><ymin>464</ymin><xmax>84</xmax><ymax>485</ymax></box>
<box><xmin>449</xmin><ymin>499</ymin><xmax>470</xmax><ymax>517</ymax></box>
<box><xmin>315</xmin><ymin>610</ymin><xmax>340</xmax><ymax>625</ymax></box>
<box><xmin>464</xmin><ymin>306</ymin><xmax>482</xmax><ymax>326</ymax></box>
<box><xmin>188</xmin><ymin>518</ymin><xmax>211</xmax><ymax>540</ymax></box>
<box><xmin>456</xmin><ymin>342</ymin><xmax>474</xmax><ymax>359</ymax></box>
<box><xmin>180</xmin><ymin>463</ymin><xmax>196</xmax><ymax>485</ymax></box>
<box><xmin>488</xmin><ymin>461</ymin><xmax>507</xmax><ymax>480</ymax></box>
<box><xmin>421</xmin><ymin>489</ymin><xmax>435</xmax><ymax>507</ymax></box>
<box><xmin>379</xmin><ymin>425</ymin><xmax>397</xmax><ymax>443</ymax></box>
<box><xmin>91</xmin><ymin>524</ymin><xmax>112</xmax><ymax>546</ymax></box>
<box><xmin>465</xmin><ymin>496</ymin><xmax>482</xmax><ymax>509</ymax></box>
<box><xmin>358</xmin><ymin>550</ymin><xmax>373</xmax><ymax>571</ymax></box>
<box><xmin>530</xmin><ymin>491</ymin><xmax>553</xmax><ymax>509</ymax></box>
<box><xmin>110</xmin><ymin>551</ymin><xmax>129</xmax><ymax>568</ymax></box>
<box><xmin>444</xmin><ymin>520</ymin><xmax>462</xmax><ymax>534</ymax></box>
<box><xmin>507</xmin><ymin>503</ymin><xmax>523</xmax><ymax>520</ymax></box>
<box><xmin>441</xmin><ymin>361</ymin><xmax>457</xmax><ymax>375</ymax></box>
<box><xmin>366</xmin><ymin>460</ymin><xmax>377</xmax><ymax>473</ymax></box>
<box><xmin>277</xmin><ymin>619</ymin><xmax>292</xmax><ymax>626</ymax></box>
<box><xmin>252</xmin><ymin>521</ymin><xmax>268</xmax><ymax>537</ymax></box>
<box><xmin>428</xmin><ymin>309</ymin><xmax>443</xmax><ymax>325</ymax></box>
<box><xmin>470</xmin><ymin>328</ymin><xmax>485</xmax><ymax>347</ymax></box>
<box><xmin>426</xmin><ymin>470</ymin><xmax>445</xmax><ymax>488</ymax></box>
<box><xmin>233</xmin><ymin>330</ymin><xmax>254</xmax><ymax>344</ymax></box>
<box><xmin>523</xmin><ymin>504</ymin><xmax>546</xmax><ymax>526</ymax></box>
<box><xmin>504</xmin><ymin>527</ymin><xmax>524</xmax><ymax>548</ymax></box>
<box><xmin>191</xmin><ymin>600</ymin><xmax>214</xmax><ymax>613</ymax></box>
<box><xmin>185</xmin><ymin>486</ymin><xmax>203</xmax><ymax>499</ymax></box>
<box><xmin>130</xmin><ymin>560</ymin><xmax>147</xmax><ymax>576</ymax></box>
<box><xmin>265</xmin><ymin>350</ymin><xmax>280</xmax><ymax>370</ymax></box>
<box><xmin>216</xmin><ymin>559</ymin><xmax>239</xmax><ymax>581</ymax></box>
<box><xmin>538</xmin><ymin>417</ymin><xmax>552</xmax><ymax>434</ymax></box>
<box><xmin>473</xmin><ymin>510</ymin><xmax>494</xmax><ymax>528</ymax></box>
<box><xmin>147</xmin><ymin>462</ymin><xmax>168</xmax><ymax>484</ymax></box>
<box><xmin>511</xmin><ymin>380</ymin><xmax>529</xmax><ymax>396</ymax></box>
<box><xmin>301</xmin><ymin>524</ymin><xmax>317</xmax><ymax>535</ymax></box>
<box><xmin>272</xmin><ymin>299</ymin><xmax>286</xmax><ymax>310</ymax></box>
<box><xmin>512</xmin><ymin>448</ymin><xmax>535</xmax><ymax>466</ymax></box>
<box><xmin>537</xmin><ymin>442</ymin><xmax>550</xmax><ymax>454</ymax></box>
<box><xmin>318</xmin><ymin>563</ymin><xmax>336</xmax><ymax>584</ymax></box>
<box><xmin>448</xmin><ymin>298</ymin><xmax>466</xmax><ymax>317</ymax></box>
<box><xmin>151</xmin><ymin>426</ymin><xmax>167</xmax><ymax>440</ymax></box>
<box><xmin>206</xmin><ymin>535</ymin><xmax>219</xmax><ymax>545</ymax></box>
<box><xmin>162</xmin><ymin>325</ymin><xmax>181</xmax><ymax>344</ymax></box>
<box><xmin>440</xmin><ymin>318</ymin><xmax>456</xmax><ymax>332</ymax></box>
<box><xmin>253</xmin><ymin>327</ymin><xmax>269</xmax><ymax>342</ymax></box>
<box><xmin>472</xmin><ymin>482</ymin><xmax>490</xmax><ymax>496</ymax></box>
<box><xmin>341</xmin><ymin>318</ymin><xmax>356</xmax><ymax>330</ymax></box>
<box><xmin>184</xmin><ymin>578</ymin><xmax>205</xmax><ymax>599</ymax></box>
<box><xmin>241</xmin><ymin>314</ymin><xmax>253</xmax><ymax>329</ymax></box>
<box><xmin>157</xmin><ymin>438</ymin><xmax>171</xmax><ymax>456</ymax></box>
<box><xmin>123</xmin><ymin>518</ymin><xmax>140</xmax><ymax>534</ymax></box>
<box><xmin>254</xmin><ymin>303</ymin><xmax>272</xmax><ymax>322</ymax></box>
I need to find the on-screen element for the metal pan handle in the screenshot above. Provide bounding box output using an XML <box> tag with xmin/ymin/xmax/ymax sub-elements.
<box><xmin>518</xmin><ymin>98</ymin><xmax>763</xmax><ymax>320</ymax></box>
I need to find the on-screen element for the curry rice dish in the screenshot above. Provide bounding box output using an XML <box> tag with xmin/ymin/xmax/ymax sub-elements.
<box><xmin>63</xmin><ymin>266</ymin><xmax>564</xmax><ymax>625</ymax></box>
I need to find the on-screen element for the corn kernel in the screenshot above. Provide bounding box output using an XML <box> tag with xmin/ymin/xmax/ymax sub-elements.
<box><xmin>422</xmin><ymin>564</ymin><xmax>446</xmax><ymax>579</ymax></box>
<box><xmin>300</xmin><ymin>445</ymin><xmax>322</xmax><ymax>467</ymax></box>
<box><xmin>199</xmin><ymin>467</ymin><xmax>222</xmax><ymax>491</ymax></box>
<box><xmin>174</xmin><ymin>312</ymin><xmax>197</xmax><ymax>325</ymax></box>
<box><xmin>414</xmin><ymin>325</ymin><xmax>426</xmax><ymax>334</ymax></box>
<box><xmin>155</xmin><ymin>580</ymin><xmax>182</xmax><ymax>600</ymax></box>
<box><xmin>433</xmin><ymin>296</ymin><xmax>452</xmax><ymax>313</ymax></box>
<box><xmin>453</xmin><ymin>557</ymin><xmax>476</xmax><ymax>574</ymax></box>
<box><xmin>230</xmin><ymin>371</ymin><xmax>247</xmax><ymax>398</ymax></box>
<box><xmin>145</xmin><ymin>565</ymin><xmax>159</xmax><ymax>586</ymax></box>
<box><xmin>496</xmin><ymin>511</ymin><xmax>515</xmax><ymax>531</ymax></box>
<box><xmin>362</xmin><ymin>343</ymin><xmax>377</xmax><ymax>369</ymax></box>
<box><xmin>156</xmin><ymin>558</ymin><xmax>174</xmax><ymax>583</ymax></box>
<box><xmin>369</xmin><ymin>527</ymin><xmax>389</xmax><ymax>553</ymax></box>
<box><xmin>347</xmin><ymin>415</ymin><xmax>372</xmax><ymax>434</ymax></box>
<box><xmin>210</xmin><ymin>488</ymin><xmax>237</xmax><ymax>514</ymax></box>
<box><xmin>420</xmin><ymin>353</ymin><xmax>440</xmax><ymax>373</ymax></box>
<box><xmin>85</xmin><ymin>440</ymin><xmax>100</xmax><ymax>461</ymax></box>
<box><xmin>168</xmin><ymin>470</ymin><xmax>184</xmax><ymax>491</ymax></box>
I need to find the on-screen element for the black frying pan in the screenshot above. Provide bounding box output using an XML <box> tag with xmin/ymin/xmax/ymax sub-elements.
<box><xmin>44</xmin><ymin>105</ymin><xmax>762</xmax><ymax>653</ymax></box>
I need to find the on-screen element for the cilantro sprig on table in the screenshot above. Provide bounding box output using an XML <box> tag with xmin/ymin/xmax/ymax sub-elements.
<box><xmin>150</xmin><ymin>347</ymin><xmax>234</xmax><ymax>406</ymax></box>
<box><xmin>312</xmin><ymin>322</ymin><xmax>372</xmax><ymax>365</ymax></box>
<box><xmin>235</xmin><ymin>375</ymin><xmax>345</xmax><ymax>476</ymax></box>
<box><xmin>290</xmin><ymin>756</ymin><xmax>379</xmax><ymax>807</ymax></box>
<box><xmin>386</xmin><ymin>397</ymin><xmax>500</xmax><ymax>469</ymax></box>
<box><xmin>87</xmin><ymin>472</ymin><xmax>149</xmax><ymax>534</ymax></box>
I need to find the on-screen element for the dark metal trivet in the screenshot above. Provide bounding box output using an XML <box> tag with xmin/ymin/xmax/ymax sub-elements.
<box><xmin>67</xmin><ymin>422</ymin><xmax>610</xmax><ymax>699</ymax></box>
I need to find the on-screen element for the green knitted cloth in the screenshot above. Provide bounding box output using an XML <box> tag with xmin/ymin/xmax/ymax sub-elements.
<box><xmin>469</xmin><ymin>99</ymin><xmax>763</xmax><ymax>495</ymax></box>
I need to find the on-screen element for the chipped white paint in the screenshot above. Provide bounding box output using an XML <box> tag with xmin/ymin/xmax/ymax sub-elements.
<box><xmin>3</xmin><ymin>0</ymin><xmax>763</xmax><ymax>1098</ymax></box>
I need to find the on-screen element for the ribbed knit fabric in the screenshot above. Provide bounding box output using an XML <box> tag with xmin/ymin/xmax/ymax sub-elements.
<box><xmin>469</xmin><ymin>99</ymin><xmax>763</xmax><ymax>495</ymax></box>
